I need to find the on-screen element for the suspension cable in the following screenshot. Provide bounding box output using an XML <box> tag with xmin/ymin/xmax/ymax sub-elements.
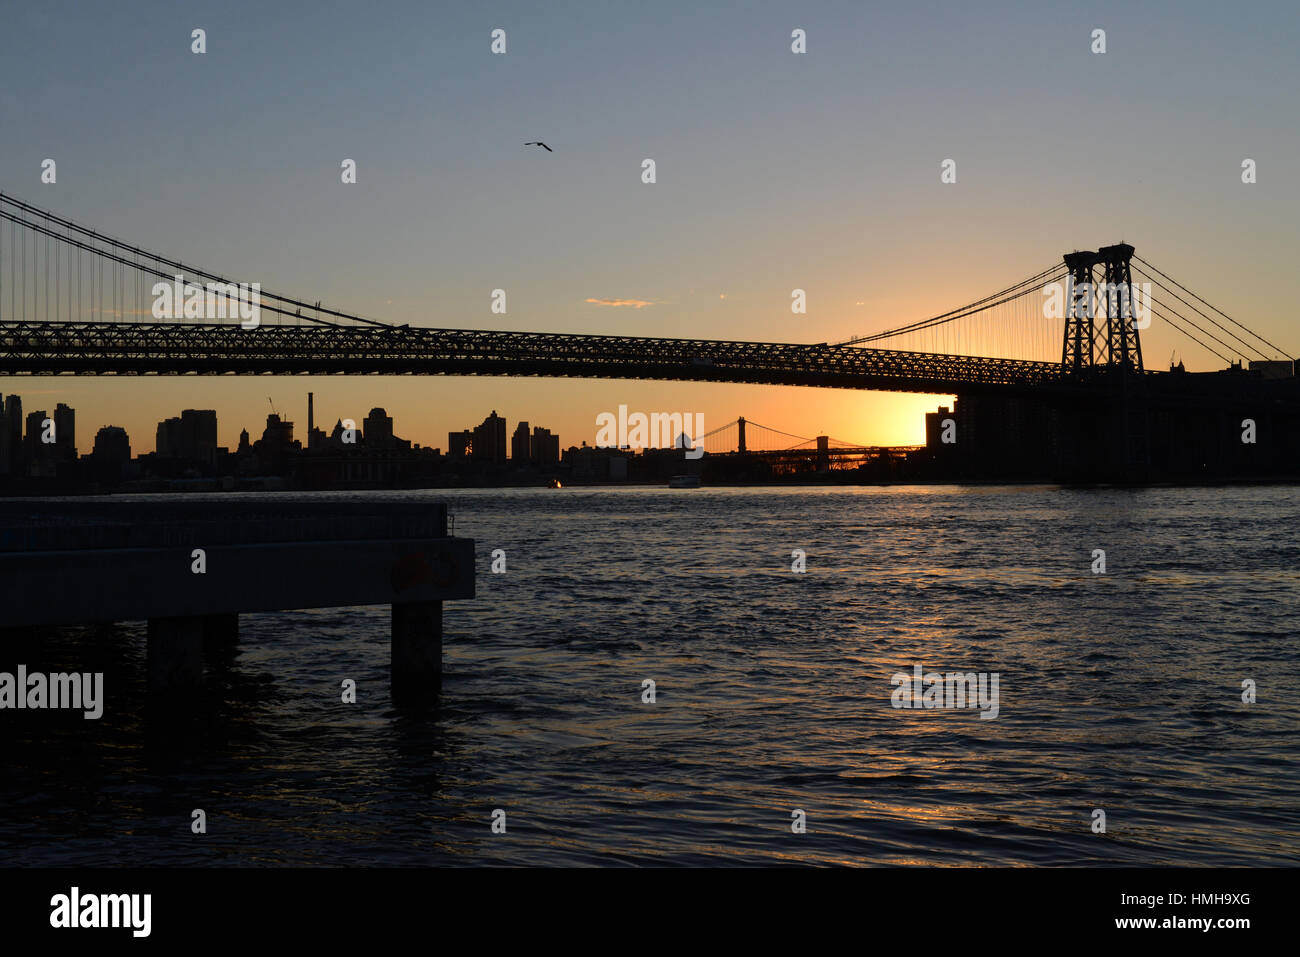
<box><xmin>1133</xmin><ymin>267</ymin><xmax>1267</xmax><ymax>361</ymax></box>
<box><xmin>1148</xmin><ymin>305</ymin><xmax>1232</xmax><ymax>365</ymax></box>
<box><xmin>839</xmin><ymin>265</ymin><xmax>1065</xmax><ymax>345</ymax></box>
<box><xmin>0</xmin><ymin>192</ymin><xmax>392</xmax><ymax>328</ymax></box>
<box><xmin>1135</xmin><ymin>254</ymin><xmax>1290</xmax><ymax>358</ymax></box>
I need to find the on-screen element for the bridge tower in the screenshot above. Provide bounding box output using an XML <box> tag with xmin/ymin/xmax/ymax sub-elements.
<box><xmin>1097</xmin><ymin>243</ymin><xmax>1143</xmax><ymax>374</ymax></box>
<box><xmin>1061</xmin><ymin>244</ymin><xmax>1144</xmax><ymax>376</ymax></box>
<box><xmin>1057</xmin><ymin>244</ymin><xmax>1150</xmax><ymax>479</ymax></box>
<box><xmin>737</xmin><ymin>417</ymin><xmax>747</xmax><ymax>453</ymax></box>
<box><xmin>1061</xmin><ymin>250</ymin><xmax>1100</xmax><ymax>377</ymax></box>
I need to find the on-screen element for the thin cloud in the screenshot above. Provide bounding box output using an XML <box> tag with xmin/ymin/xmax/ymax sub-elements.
<box><xmin>585</xmin><ymin>297</ymin><xmax>654</xmax><ymax>309</ymax></box>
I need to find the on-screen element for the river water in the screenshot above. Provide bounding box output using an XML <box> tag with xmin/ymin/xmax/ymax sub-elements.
<box><xmin>2</xmin><ymin>485</ymin><xmax>1297</xmax><ymax>865</ymax></box>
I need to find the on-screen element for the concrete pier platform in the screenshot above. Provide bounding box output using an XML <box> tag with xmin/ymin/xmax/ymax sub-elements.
<box><xmin>0</xmin><ymin>498</ymin><xmax>474</xmax><ymax>705</ymax></box>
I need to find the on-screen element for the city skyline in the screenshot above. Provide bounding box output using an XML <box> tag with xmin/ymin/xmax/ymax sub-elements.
<box><xmin>0</xmin><ymin>389</ymin><xmax>577</xmax><ymax>462</ymax></box>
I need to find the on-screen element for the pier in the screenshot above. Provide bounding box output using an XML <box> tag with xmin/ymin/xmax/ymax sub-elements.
<box><xmin>0</xmin><ymin>498</ymin><xmax>475</xmax><ymax>705</ymax></box>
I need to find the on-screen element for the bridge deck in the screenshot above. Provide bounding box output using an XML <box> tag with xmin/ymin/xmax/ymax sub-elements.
<box><xmin>0</xmin><ymin>320</ymin><xmax>1064</xmax><ymax>394</ymax></box>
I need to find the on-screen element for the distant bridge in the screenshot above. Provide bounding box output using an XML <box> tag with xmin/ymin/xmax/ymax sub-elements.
<box><xmin>690</xmin><ymin>416</ymin><xmax>921</xmax><ymax>471</ymax></box>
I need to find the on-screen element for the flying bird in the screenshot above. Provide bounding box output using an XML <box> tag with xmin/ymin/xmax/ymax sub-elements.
<box><xmin>524</xmin><ymin>141</ymin><xmax>552</xmax><ymax>152</ymax></box>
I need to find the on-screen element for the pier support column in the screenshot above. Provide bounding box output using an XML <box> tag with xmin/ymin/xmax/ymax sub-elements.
<box><xmin>201</xmin><ymin>612</ymin><xmax>239</xmax><ymax>648</ymax></box>
<box><xmin>201</xmin><ymin>612</ymin><xmax>240</xmax><ymax>669</ymax></box>
<box><xmin>391</xmin><ymin>600</ymin><xmax>442</xmax><ymax>707</ymax></box>
<box><xmin>147</xmin><ymin>616</ymin><xmax>205</xmax><ymax>694</ymax></box>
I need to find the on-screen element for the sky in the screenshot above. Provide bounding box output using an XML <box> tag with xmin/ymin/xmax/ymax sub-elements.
<box><xmin>2</xmin><ymin>0</ymin><xmax>1298</xmax><ymax>454</ymax></box>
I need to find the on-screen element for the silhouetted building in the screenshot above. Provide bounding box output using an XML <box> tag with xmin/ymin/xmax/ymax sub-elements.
<box><xmin>156</xmin><ymin>419</ymin><xmax>175</xmax><ymax>457</ymax></box>
<box><xmin>1249</xmin><ymin>359</ymin><xmax>1295</xmax><ymax>379</ymax></box>
<box><xmin>472</xmin><ymin>410</ymin><xmax>507</xmax><ymax>464</ymax></box>
<box><xmin>924</xmin><ymin>397</ymin><xmax>1058</xmax><ymax>479</ymax></box>
<box><xmin>447</xmin><ymin>430</ymin><xmax>472</xmax><ymax>460</ymax></box>
<box><xmin>251</xmin><ymin>413</ymin><xmax>299</xmax><ymax>473</ymax></box>
<box><xmin>5</xmin><ymin>394</ymin><xmax>20</xmax><ymax>475</ymax></box>
<box><xmin>53</xmin><ymin>403</ymin><xmax>76</xmax><ymax>461</ymax></box>
<box><xmin>93</xmin><ymin>425</ymin><xmax>131</xmax><ymax>461</ymax></box>
<box><xmin>364</xmin><ymin>407</ymin><xmax>395</xmax><ymax>449</ymax></box>
<box><xmin>926</xmin><ymin>406</ymin><xmax>954</xmax><ymax>451</ymax></box>
<box><xmin>512</xmin><ymin>421</ymin><xmax>531</xmax><ymax>463</ymax></box>
<box><xmin>532</xmin><ymin>426</ymin><xmax>560</xmax><ymax>467</ymax></box>
<box><xmin>90</xmin><ymin>426</ymin><xmax>131</xmax><ymax>483</ymax></box>
<box><xmin>0</xmin><ymin>393</ymin><xmax>9</xmax><ymax>476</ymax></box>
<box><xmin>156</xmin><ymin>409</ymin><xmax>218</xmax><ymax>465</ymax></box>
<box><xmin>562</xmin><ymin>442</ymin><xmax>628</xmax><ymax>480</ymax></box>
<box><xmin>261</xmin><ymin>413</ymin><xmax>294</xmax><ymax>448</ymax></box>
<box><xmin>326</xmin><ymin>418</ymin><xmax>358</xmax><ymax>448</ymax></box>
<box><xmin>24</xmin><ymin>409</ymin><xmax>55</xmax><ymax>477</ymax></box>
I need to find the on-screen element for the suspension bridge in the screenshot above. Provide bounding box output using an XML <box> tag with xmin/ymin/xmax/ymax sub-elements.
<box><xmin>689</xmin><ymin>417</ymin><xmax>920</xmax><ymax>473</ymax></box>
<box><xmin>0</xmin><ymin>192</ymin><xmax>1288</xmax><ymax>394</ymax></box>
<box><xmin>3</xmin><ymin>190</ymin><xmax>1299</xmax><ymax>481</ymax></box>
<box><xmin>696</xmin><ymin>417</ymin><xmax>866</xmax><ymax>454</ymax></box>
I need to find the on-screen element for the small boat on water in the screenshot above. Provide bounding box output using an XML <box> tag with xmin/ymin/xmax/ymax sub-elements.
<box><xmin>668</xmin><ymin>475</ymin><xmax>701</xmax><ymax>489</ymax></box>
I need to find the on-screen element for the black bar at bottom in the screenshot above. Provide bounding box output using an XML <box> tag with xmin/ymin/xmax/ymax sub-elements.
<box><xmin>0</xmin><ymin>867</ymin><xmax>1281</xmax><ymax>944</ymax></box>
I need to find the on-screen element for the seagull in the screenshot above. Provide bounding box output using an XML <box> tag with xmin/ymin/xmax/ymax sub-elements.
<box><xmin>524</xmin><ymin>141</ymin><xmax>552</xmax><ymax>152</ymax></box>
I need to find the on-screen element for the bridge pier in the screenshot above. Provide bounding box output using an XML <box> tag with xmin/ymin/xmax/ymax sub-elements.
<box><xmin>202</xmin><ymin>612</ymin><xmax>240</xmax><ymax>649</ymax></box>
<box><xmin>146</xmin><ymin>602</ymin><xmax>446</xmax><ymax>703</ymax></box>
<box><xmin>147</xmin><ymin>616</ymin><xmax>206</xmax><ymax>695</ymax></box>
<box><xmin>391</xmin><ymin>600</ymin><xmax>443</xmax><ymax>707</ymax></box>
<box><xmin>2</xmin><ymin>500</ymin><xmax>474</xmax><ymax>708</ymax></box>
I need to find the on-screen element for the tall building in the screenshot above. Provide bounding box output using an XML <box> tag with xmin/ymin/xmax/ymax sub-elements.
<box><xmin>91</xmin><ymin>426</ymin><xmax>132</xmax><ymax>483</ymax></box>
<box><xmin>156</xmin><ymin>418</ymin><xmax>176</xmax><ymax>457</ymax></box>
<box><xmin>511</xmin><ymin>421</ymin><xmax>531</xmax><ymax>463</ymax></box>
<box><xmin>25</xmin><ymin>409</ymin><xmax>54</xmax><ymax>476</ymax></box>
<box><xmin>93</xmin><ymin>426</ymin><xmax>132</xmax><ymax>462</ymax></box>
<box><xmin>156</xmin><ymin>409</ymin><xmax>218</xmax><ymax>465</ymax></box>
<box><xmin>364</xmin><ymin>407</ymin><xmax>395</xmax><ymax>449</ymax></box>
<box><xmin>24</xmin><ymin>410</ymin><xmax>47</xmax><ymax>447</ymax></box>
<box><xmin>447</xmin><ymin>430</ymin><xmax>472</xmax><ymax>460</ymax></box>
<box><xmin>261</xmin><ymin>413</ymin><xmax>294</xmax><ymax>448</ymax></box>
<box><xmin>252</xmin><ymin>413</ymin><xmax>298</xmax><ymax>472</ymax></box>
<box><xmin>4</xmin><ymin>394</ymin><xmax>21</xmax><ymax>474</ymax></box>
<box><xmin>2</xmin><ymin>395</ymin><xmax>17</xmax><ymax>473</ymax></box>
<box><xmin>0</xmin><ymin>393</ymin><xmax>8</xmax><ymax>476</ymax></box>
<box><xmin>8</xmin><ymin>399</ymin><xmax>25</xmax><ymax>475</ymax></box>
<box><xmin>54</xmin><ymin>403</ymin><xmax>76</xmax><ymax>461</ymax></box>
<box><xmin>532</xmin><ymin>426</ymin><xmax>560</xmax><ymax>468</ymax></box>
<box><xmin>471</xmin><ymin>410</ymin><xmax>507</xmax><ymax>464</ymax></box>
